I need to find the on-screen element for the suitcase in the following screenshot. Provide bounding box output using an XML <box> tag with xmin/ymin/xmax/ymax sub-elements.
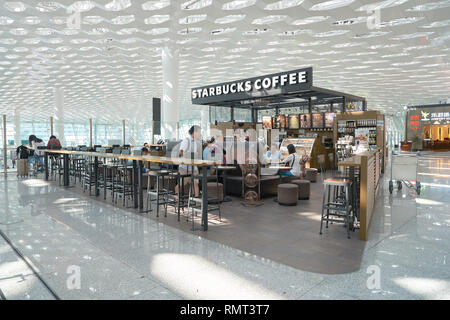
<box><xmin>17</xmin><ymin>159</ymin><xmax>29</xmax><ymax>177</ymax></box>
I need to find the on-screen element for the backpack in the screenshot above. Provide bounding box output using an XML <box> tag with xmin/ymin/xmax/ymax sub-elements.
<box><xmin>16</xmin><ymin>145</ymin><xmax>30</xmax><ymax>159</ymax></box>
<box><xmin>48</xmin><ymin>138</ymin><xmax>62</xmax><ymax>150</ymax></box>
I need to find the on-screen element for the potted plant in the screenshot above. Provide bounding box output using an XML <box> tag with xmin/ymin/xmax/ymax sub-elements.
<box><xmin>411</xmin><ymin>134</ymin><xmax>420</xmax><ymax>151</ymax></box>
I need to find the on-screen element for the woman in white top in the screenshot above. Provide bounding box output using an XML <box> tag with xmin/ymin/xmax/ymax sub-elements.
<box><xmin>281</xmin><ymin>144</ymin><xmax>301</xmax><ymax>177</ymax></box>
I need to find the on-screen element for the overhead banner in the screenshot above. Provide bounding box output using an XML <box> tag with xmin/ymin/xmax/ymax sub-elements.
<box><xmin>191</xmin><ymin>67</ymin><xmax>313</xmax><ymax>105</ymax></box>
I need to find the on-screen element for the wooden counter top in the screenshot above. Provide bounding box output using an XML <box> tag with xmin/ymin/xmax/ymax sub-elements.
<box><xmin>338</xmin><ymin>155</ymin><xmax>362</xmax><ymax>167</ymax></box>
<box><xmin>43</xmin><ymin>149</ymin><xmax>218</xmax><ymax>167</ymax></box>
<box><xmin>338</xmin><ymin>150</ymin><xmax>379</xmax><ymax>167</ymax></box>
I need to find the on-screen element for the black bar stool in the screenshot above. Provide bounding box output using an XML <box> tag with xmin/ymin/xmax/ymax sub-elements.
<box><xmin>146</xmin><ymin>167</ymin><xmax>170</xmax><ymax>217</ymax></box>
<box><xmin>320</xmin><ymin>177</ymin><xmax>354</xmax><ymax>239</ymax></box>
<box><xmin>166</xmin><ymin>165</ymin><xmax>192</xmax><ymax>221</ymax></box>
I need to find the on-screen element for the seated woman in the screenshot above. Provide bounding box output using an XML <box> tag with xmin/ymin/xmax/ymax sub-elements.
<box><xmin>280</xmin><ymin>144</ymin><xmax>301</xmax><ymax>177</ymax></box>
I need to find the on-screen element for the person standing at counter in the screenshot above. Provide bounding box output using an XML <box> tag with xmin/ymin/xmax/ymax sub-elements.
<box><xmin>280</xmin><ymin>144</ymin><xmax>301</xmax><ymax>177</ymax></box>
<box><xmin>176</xmin><ymin>125</ymin><xmax>202</xmax><ymax>197</ymax></box>
<box><xmin>47</xmin><ymin>135</ymin><xmax>62</xmax><ymax>150</ymax></box>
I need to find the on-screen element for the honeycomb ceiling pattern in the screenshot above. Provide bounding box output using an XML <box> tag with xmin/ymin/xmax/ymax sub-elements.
<box><xmin>0</xmin><ymin>0</ymin><xmax>449</xmax><ymax>122</ymax></box>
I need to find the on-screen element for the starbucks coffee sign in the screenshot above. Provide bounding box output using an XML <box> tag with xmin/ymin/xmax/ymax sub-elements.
<box><xmin>191</xmin><ymin>67</ymin><xmax>313</xmax><ymax>105</ymax></box>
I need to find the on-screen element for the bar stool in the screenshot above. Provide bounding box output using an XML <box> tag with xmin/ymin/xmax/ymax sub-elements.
<box><xmin>146</xmin><ymin>168</ymin><xmax>170</xmax><ymax>217</ymax></box>
<box><xmin>166</xmin><ymin>168</ymin><xmax>192</xmax><ymax>221</ymax></box>
<box><xmin>50</xmin><ymin>155</ymin><xmax>63</xmax><ymax>182</ymax></box>
<box><xmin>82</xmin><ymin>157</ymin><xmax>96</xmax><ymax>195</ymax></box>
<box><xmin>113</xmin><ymin>164</ymin><xmax>134</xmax><ymax>206</ymax></box>
<box><xmin>333</xmin><ymin>168</ymin><xmax>360</xmax><ymax>221</ymax></box>
<box><xmin>70</xmin><ymin>157</ymin><xmax>85</xmax><ymax>184</ymax></box>
<box><xmin>186</xmin><ymin>166</ymin><xmax>222</xmax><ymax>230</ymax></box>
<box><xmin>320</xmin><ymin>178</ymin><xmax>354</xmax><ymax>239</ymax></box>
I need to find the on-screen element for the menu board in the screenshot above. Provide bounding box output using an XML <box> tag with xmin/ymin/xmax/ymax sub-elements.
<box><xmin>276</xmin><ymin>115</ymin><xmax>287</xmax><ymax>129</ymax></box>
<box><xmin>262</xmin><ymin>116</ymin><xmax>272</xmax><ymax>129</ymax></box>
<box><xmin>288</xmin><ymin>114</ymin><xmax>299</xmax><ymax>129</ymax></box>
<box><xmin>312</xmin><ymin>113</ymin><xmax>323</xmax><ymax>128</ymax></box>
<box><xmin>300</xmin><ymin>113</ymin><xmax>310</xmax><ymax>128</ymax></box>
<box><xmin>325</xmin><ymin>112</ymin><xmax>336</xmax><ymax>128</ymax></box>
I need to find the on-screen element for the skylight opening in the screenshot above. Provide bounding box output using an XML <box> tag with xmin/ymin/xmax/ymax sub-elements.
<box><xmin>264</xmin><ymin>0</ymin><xmax>304</xmax><ymax>10</ymax></box>
<box><xmin>4</xmin><ymin>2</ymin><xmax>27</xmax><ymax>12</ymax></box>
<box><xmin>252</xmin><ymin>15</ymin><xmax>287</xmax><ymax>25</ymax></box>
<box><xmin>179</xmin><ymin>14</ymin><xmax>207</xmax><ymax>24</ymax></box>
<box><xmin>292</xmin><ymin>16</ymin><xmax>329</xmax><ymax>25</ymax></box>
<box><xmin>309</xmin><ymin>0</ymin><xmax>355</xmax><ymax>11</ymax></box>
<box><xmin>222</xmin><ymin>0</ymin><xmax>257</xmax><ymax>10</ymax></box>
<box><xmin>181</xmin><ymin>0</ymin><xmax>213</xmax><ymax>10</ymax></box>
<box><xmin>105</xmin><ymin>0</ymin><xmax>131</xmax><ymax>11</ymax></box>
<box><xmin>144</xmin><ymin>15</ymin><xmax>170</xmax><ymax>24</ymax></box>
<box><xmin>142</xmin><ymin>0</ymin><xmax>170</xmax><ymax>11</ymax></box>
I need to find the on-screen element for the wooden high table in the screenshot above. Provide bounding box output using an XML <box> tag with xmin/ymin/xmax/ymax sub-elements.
<box><xmin>43</xmin><ymin>149</ymin><xmax>218</xmax><ymax>231</ymax></box>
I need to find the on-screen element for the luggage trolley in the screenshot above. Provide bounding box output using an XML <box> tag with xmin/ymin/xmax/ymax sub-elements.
<box><xmin>389</xmin><ymin>150</ymin><xmax>421</xmax><ymax>195</ymax></box>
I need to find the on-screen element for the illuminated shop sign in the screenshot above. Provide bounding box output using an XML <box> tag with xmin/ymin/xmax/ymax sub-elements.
<box><xmin>409</xmin><ymin>115</ymin><xmax>420</xmax><ymax>130</ymax></box>
<box><xmin>421</xmin><ymin>111</ymin><xmax>450</xmax><ymax>123</ymax></box>
<box><xmin>191</xmin><ymin>67</ymin><xmax>312</xmax><ymax>105</ymax></box>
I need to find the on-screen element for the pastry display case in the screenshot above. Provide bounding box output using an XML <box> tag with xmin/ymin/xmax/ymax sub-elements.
<box><xmin>280</xmin><ymin>137</ymin><xmax>316</xmax><ymax>158</ymax></box>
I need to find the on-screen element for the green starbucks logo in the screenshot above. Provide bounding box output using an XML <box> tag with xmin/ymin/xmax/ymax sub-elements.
<box><xmin>421</xmin><ymin>111</ymin><xmax>430</xmax><ymax>121</ymax></box>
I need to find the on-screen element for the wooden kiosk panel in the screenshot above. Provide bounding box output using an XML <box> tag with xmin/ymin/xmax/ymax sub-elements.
<box><xmin>334</xmin><ymin>111</ymin><xmax>386</xmax><ymax>172</ymax></box>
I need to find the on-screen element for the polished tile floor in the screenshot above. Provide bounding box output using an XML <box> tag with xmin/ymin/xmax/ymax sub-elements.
<box><xmin>0</xmin><ymin>154</ymin><xmax>449</xmax><ymax>300</ymax></box>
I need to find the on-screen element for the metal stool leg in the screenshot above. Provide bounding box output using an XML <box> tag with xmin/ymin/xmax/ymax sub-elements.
<box><xmin>345</xmin><ymin>185</ymin><xmax>351</xmax><ymax>239</ymax></box>
<box><xmin>320</xmin><ymin>183</ymin><xmax>327</xmax><ymax>235</ymax></box>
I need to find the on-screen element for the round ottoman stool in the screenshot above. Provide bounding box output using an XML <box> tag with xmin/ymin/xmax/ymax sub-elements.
<box><xmin>291</xmin><ymin>179</ymin><xmax>310</xmax><ymax>200</ymax></box>
<box><xmin>277</xmin><ymin>183</ymin><xmax>298</xmax><ymax>206</ymax></box>
<box><xmin>305</xmin><ymin>168</ymin><xmax>318</xmax><ymax>182</ymax></box>
<box><xmin>207</xmin><ymin>182</ymin><xmax>223</xmax><ymax>202</ymax></box>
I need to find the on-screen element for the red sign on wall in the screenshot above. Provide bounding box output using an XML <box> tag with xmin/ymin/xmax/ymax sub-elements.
<box><xmin>409</xmin><ymin>115</ymin><xmax>420</xmax><ymax>130</ymax></box>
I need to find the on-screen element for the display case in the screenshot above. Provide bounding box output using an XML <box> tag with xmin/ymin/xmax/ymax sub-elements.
<box><xmin>280</xmin><ymin>137</ymin><xmax>316</xmax><ymax>158</ymax></box>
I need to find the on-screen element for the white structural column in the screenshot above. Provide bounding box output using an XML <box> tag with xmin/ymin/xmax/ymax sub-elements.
<box><xmin>162</xmin><ymin>47</ymin><xmax>179</xmax><ymax>140</ymax></box>
<box><xmin>201</xmin><ymin>108</ymin><xmax>209</xmax><ymax>137</ymax></box>
<box><xmin>14</xmin><ymin>111</ymin><xmax>21</xmax><ymax>146</ymax></box>
<box><xmin>55</xmin><ymin>87</ymin><xmax>65</xmax><ymax>145</ymax></box>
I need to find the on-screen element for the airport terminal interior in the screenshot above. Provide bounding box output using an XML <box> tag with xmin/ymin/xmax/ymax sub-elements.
<box><xmin>0</xmin><ymin>0</ymin><xmax>449</xmax><ymax>300</ymax></box>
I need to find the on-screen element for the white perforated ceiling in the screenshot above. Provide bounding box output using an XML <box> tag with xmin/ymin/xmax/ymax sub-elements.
<box><xmin>0</xmin><ymin>0</ymin><xmax>449</xmax><ymax>122</ymax></box>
